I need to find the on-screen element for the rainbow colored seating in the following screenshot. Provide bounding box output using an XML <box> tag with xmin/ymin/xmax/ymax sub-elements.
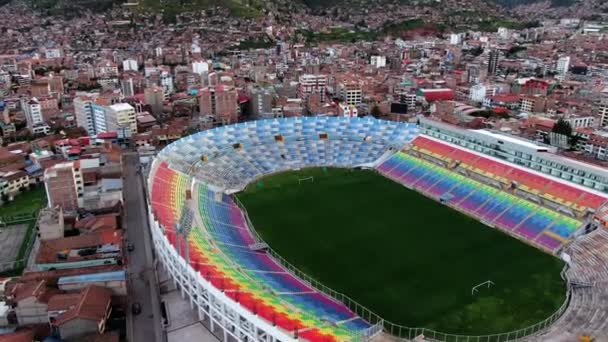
<box><xmin>412</xmin><ymin>136</ymin><xmax>607</xmax><ymax>211</ymax></box>
<box><xmin>377</xmin><ymin>152</ymin><xmax>583</xmax><ymax>252</ymax></box>
<box><xmin>149</xmin><ymin>161</ymin><xmax>191</xmax><ymax>245</ymax></box>
<box><xmin>149</xmin><ymin>160</ymin><xmax>372</xmax><ymax>342</ymax></box>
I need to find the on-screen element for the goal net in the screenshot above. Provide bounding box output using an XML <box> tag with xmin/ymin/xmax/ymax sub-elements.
<box><xmin>298</xmin><ymin>176</ymin><xmax>314</xmax><ymax>185</ymax></box>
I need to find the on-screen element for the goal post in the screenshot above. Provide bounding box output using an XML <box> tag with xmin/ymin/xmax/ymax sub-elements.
<box><xmin>471</xmin><ymin>280</ymin><xmax>495</xmax><ymax>295</ymax></box>
<box><xmin>298</xmin><ymin>176</ymin><xmax>314</xmax><ymax>185</ymax></box>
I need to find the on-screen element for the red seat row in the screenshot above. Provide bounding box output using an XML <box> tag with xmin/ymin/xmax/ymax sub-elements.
<box><xmin>412</xmin><ymin>136</ymin><xmax>607</xmax><ymax>209</ymax></box>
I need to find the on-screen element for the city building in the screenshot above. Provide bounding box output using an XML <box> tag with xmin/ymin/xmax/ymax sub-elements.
<box><xmin>566</xmin><ymin>116</ymin><xmax>595</xmax><ymax>129</ymax></box>
<box><xmin>92</xmin><ymin>103</ymin><xmax>137</xmax><ymax>134</ymax></box>
<box><xmin>37</xmin><ymin>206</ymin><xmax>65</xmax><ymax>241</ymax></box>
<box><xmin>36</xmin><ymin>230</ymin><xmax>123</xmax><ymax>271</ymax></box>
<box><xmin>250</xmin><ymin>87</ymin><xmax>274</xmax><ymax>118</ymax></box>
<box><xmin>598</xmin><ymin>101</ymin><xmax>608</xmax><ymax>128</ymax></box>
<box><xmin>74</xmin><ymin>93</ymin><xmax>98</xmax><ymax>135</ymax></box>
<box><xmin>556</xmin><ymin>56</ymin><xmax>571</xmax><ymax>76</ymax></box>
<box><xmin>8</xmin><ymin>280</ymin><xmax>55</xmax><ymax>325</ymax></box>
<box><xmin>299</xmin><ymin>74</ymin><xmax>327</xmax><ymax>102</ymax></box>
<box><xmin>122</xmin><ymin>59</ymin><xmax>138</xmax><ymax>72</ymax></box>
<box><xmin>192</xmin><ymin>61</ymin><xmax>209</xmax><ymax>75</ymax></box>
<box><xmin>469</xmin><ymin>84</ymin><xmax>497</xmax><ymax>103</ymax></box>
<box><xmin>338</xmin><ymin>80</ymin><xmax>363</xmax><ymax>106</ymax></box>
<box><xmin>21</xmin><ymin>98</ymin><xmax>43</xmax><ymax>131</ymax></box>
<box><xmin>338</xmin><ymin>103</ymin><xmax>358</xmax><ymax>117</ymax></box>
<box><xmin>120</xmin><ymin>77</ymin><xmax>135</xmax><ymax>98</ymax></box>
<box><xmin>487</xmin><ymin>50</ymin><xmax>500</xmax><ymax>75</ymax></box>
<box><xmin>370</xmin><ymin>56</ymin><xmax>387</xmax><ymax>68</ymax></box>
<box><xmin>44</xmin><ymin>162</ymin><xmax>82</xmax><ymax>212</ymax></box>
<box><xmin>2</xmin><ymin>170</ymin><xmax>30</xmax><ymax>197</ymax></box>
<box><xmin>449</xmin><ymin>33</ymin><xmax>462</xmax><ymax>45</ymax></box>
<box><xmin>50</xmin><ymin>285</ymin><xmax>112</xmax><ymax>340</ymax></box>
<box><xmin>160</xmin><ymin>70</ymin><xmax>174</xmax><ymax>95</ymax></box>
<box><xmin>199</xmin><ymin>86</ymin><xmax>238</xmax><ymax>124</ymax></box>
<box><xmin>144</xmin><ymin>86</ymin><xmax>164</xmax><ymax>117</ymax></box>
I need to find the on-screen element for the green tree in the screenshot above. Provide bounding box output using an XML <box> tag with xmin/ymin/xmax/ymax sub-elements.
<box><xmin>370</xmin><ymin>105</ymin><xmax>382</xmax><ymax>118</ymax></box>
<box><xmin>552</xmin><ymin>118</ymin><xmax>572</xmax><ymax>137</ymax></box>
<box><xmin>568</xmin><ymin>134</ymin><xmax>582</xmax><ymax>151</ymax></box>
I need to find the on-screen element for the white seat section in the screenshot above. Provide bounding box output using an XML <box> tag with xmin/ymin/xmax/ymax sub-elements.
<box><xmin>158</xmin><ymin>117</ymin><xmax>419</xmax><ymax>191</ymax></box>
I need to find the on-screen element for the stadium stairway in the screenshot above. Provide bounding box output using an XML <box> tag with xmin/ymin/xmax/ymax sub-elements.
<box><xmin>530</xmin><ymin>229</ymin><xmax>608</xmax><ymax>341</ymax></box>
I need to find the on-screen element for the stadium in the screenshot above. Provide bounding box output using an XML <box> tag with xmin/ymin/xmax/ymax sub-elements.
<box><xmin>145</xmin><ymin>116</ymin><xmax>608</xmax><ymax>342</ymax></box>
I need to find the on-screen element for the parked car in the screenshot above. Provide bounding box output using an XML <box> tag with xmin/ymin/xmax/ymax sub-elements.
<box><xmin>127</xmin><ymin>243</ymin><xmax>135</xmax><ymax>252</ymax></box>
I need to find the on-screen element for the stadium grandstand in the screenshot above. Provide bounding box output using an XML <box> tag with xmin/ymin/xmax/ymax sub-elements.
<box><xmin>145</xmin><ymin>116</ymin><xmax>608</xmax><ymax>342</ymax></box>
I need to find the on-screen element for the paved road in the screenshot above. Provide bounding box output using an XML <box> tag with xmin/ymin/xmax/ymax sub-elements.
<box><xmin>123</xmin><ymin>152</ymin><xmax>166</xmax><ymax>342</ymax></box>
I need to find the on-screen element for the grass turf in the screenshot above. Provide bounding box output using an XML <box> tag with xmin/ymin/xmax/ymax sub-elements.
<box><xmin>237</xmin><ymin>168</ymin><xmax>566</xmax><ymax>335</ymax></box>
<box><xmin>0</xmin><ymin>186</ymin><xmax>47</xmax><ymax>221</ymax></box>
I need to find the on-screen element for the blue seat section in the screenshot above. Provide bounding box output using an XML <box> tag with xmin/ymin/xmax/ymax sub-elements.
<box><xmin>447</xmin><ymin>183</ymin><xmax>475</xmax><ymax>202</ymax></box>
<box><xmin>516</xmin><ymin>212</ymin><xmax>553</xmax><ymax>239</ymax></box>
<box><xmin>427</xmin><ymin>177</ymin><xmax>457</xmax><ymax>196</ymax></box>
<box><xmin>198</xmin><ymin>187</ymin><xmax>253</xmax><ymax>247</ymax></box>
<box><xmin>549</xmin><ymin>221</ymin><xmax>576</xmax><ymax>239</ymax></box>
<box><xmin>495</xmin><ymin>204</ymin><xmax>534</xmax><ymax>229</ymax></box>
<box><xmin>477</xmin><ymin>196</ymin><xmax>513</xmax><ymax>221</ymax></box>
<box><xmin>250</xmin><ymin>272</ymin><xmax>313</xmax><ymax>294</ymax></box>
<box><xmin>158</xmin><ymin>117</ymin><xmax>420</xmax><ymax>190</ymax></box>
<box><xmin>377</xmin><ymin>154</ymin><xmax>401</xmax><ymax>173</ymax></box>
<box><xmin>342</xmin><ymin>318</ymin><xmax>372</xmax><ymax>331</ymax></box>
<box><xmin>397</xmin><ymin>160</ymin><xmax>425</xmax><ymax>185</ymax></box>
<box><xmin>460</xmin><ymin>188</ymin><xmax>493</xmax><ymax>212</ymax></box>
<box><xmin>414</xmin><ymin>166</ymin><xmax>443</xmax><ymax>190</ymax></box>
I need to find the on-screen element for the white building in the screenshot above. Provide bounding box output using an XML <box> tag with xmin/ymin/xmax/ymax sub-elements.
<box><xmin>32</xmin><ymin>123</ymin><xmax>51</xmax><ymax>135</ymax></box>
<box><xmin>74</xmin><ymin>93</ymin><xmax>98</xmax><ymax>134</ymax></box>
<box><xmin>299</xmin><ymin>74</ymin><xmax>327</xmax><ymax>101</ymax></box>
<box><xmin>583</xmin><ymin>23</ymin><xmax>607</xmax><ymax>34</ymax></box>
<box><xmin>370</xmin><ymin>56</ymin><xmax>386</xmax><ymax>68</ymax></box>
<box><xmin>338</xmin><ymin>103</ymin><xmax>358</xmax><ymax>117</ymax></box>
<box><xmin>192</xmin><ymin>61</ymin><xmax>210</xmax><ymax>75</ymax></box>
<box><xmin>497</xmin><ymin>27</ymin><xmax>511</xmax><ymax>40</ymax></box>
<box><xmin>44</xmin><ymin>48</ymin><xmax>62</xmax><ymax>59</ymax></box>
<box><xmin>92</xmin><ymin>104</ymin><xmax>109</xmax><ymax>134</ymax></box>
<box><xmin>469</xmin><ymin>84</ymin><xmax>498</xmax><ymax>103</ymax></box>
<box><xmin>599</xmin><ymin>102</ymin><xmax>608</xmax><ymax>128</ymax></box>
<box><xmin>556</xmin><ymin>56</ymin><xmax>571</xmax><ymax>76</ymax></box>
<box><xmin>97</xmin><ymin>62</ymin><xmax>119</xmax><ymax>78</ymax></box>
<box><xmin>120</xmin><ymin>78</ymin><xmax>135</xmax><ymax>98</ymax></box>
<box><xmin>565</xmin><ymin>116</ymin><xmax>595</xmax><ymax>129</ymax></box>
<box><xmin>106</xmin><ymin>103</ymin><xmax>137</xmax><ymax>134</ymax></box>
<box><xmin>144</xmin><ymin>66</ymin><xmax>159</xmax><ymax>78</ymax></box>
<box><xmin>122</xmin><ymin>59</ymin><xmax>138</xmax><ymax>72</ymax></box>
<box><xmin>191</xmin><ymin>43</ymin><xmax>201</xmax><ymax>54</ymax></box>
<box><xmin>469</xmin><ymin>84</ymin><xmax>486</xmax><ymax>103</ymax></box>
<box><xmin>160</xmin><ymin>71</ymin><xmax>174</xmax><ymax>95</ymax></box>
<box><xmin>21</xmin><ymin>98</ymin><xmax>43</xmax><ymax>130</ymax></box>
<box><xmin>449</xmin><ymin>34</ymin><xmax>461</xmax><ymax>45</ymax></box>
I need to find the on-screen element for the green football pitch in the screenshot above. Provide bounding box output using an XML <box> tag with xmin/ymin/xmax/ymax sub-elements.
<box><xmin>236</xmin><ymin>168</ymin><xmax>567</xmax><ymax>335</ymax></box>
